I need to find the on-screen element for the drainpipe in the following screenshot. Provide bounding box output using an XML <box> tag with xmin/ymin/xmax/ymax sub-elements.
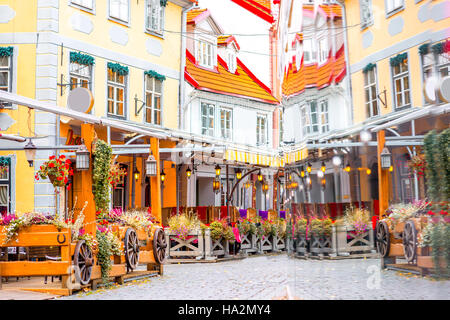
<box><xmin>179</xmin><ymin>2</ymin><xmax>195</xmax><ymax>130</ymax></box>
<box><xmin>336</xmin><ymin>1</ymin><xmax>355</xmax><ymax>126</ymax></box>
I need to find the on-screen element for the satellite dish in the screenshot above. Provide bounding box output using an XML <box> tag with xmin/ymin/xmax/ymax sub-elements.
<box><xmin>423</xmin><ymin>76</ymin><xmax>438</xmax><ymax>104</ymax></box>
<box><xmin>439</xmin><ymin>76</ymin><xmax>450</xmax><ymax>103</ymax></box>
<box><xmin>67</xmin><ymin>87</ymin><xmax>94</xmax><ymax>114</ymax></box>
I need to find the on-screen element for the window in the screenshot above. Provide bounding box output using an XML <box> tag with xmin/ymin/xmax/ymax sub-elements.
<box><xmin>364</xmin><ymin>67</ymin><xmax>379</xmax><ymax>117</ymax></box>
<box><xmin>303</xmin><ymin>39</ymin><xmax>316</xmax><ymax>64</ymax></box>
<box><xmin>318</xmin><ymin>38</ymin><xmax>328</xmax><ymax>65</ymax></box>
<box><xmin>109</xmin><ymin>0</ymin><xmax>129</xmax><ymax>23</ymax></box>
<box><xmin>0</xmin><ymin>159</ymin><xmax>11</xmax><ymax>216</ymax></box>
<box><xmin>220</xmin><ymin>108</ymin><xmax>232</xmax><ymax>140</ymax></box>
<box><xmin>256</xmin><ymin>114</ymin><xmax>267</xmax><ymax>145</ymax></box>
<box><xmin>392</xmin><ymin>55</ymin><xmax>411</xmax><ymax>109</ymax></box>
<box><xmin>301</xmin><ymin>105</ymin><xmax>310</xmax><ymax>136</ymax></box>
<box><xmin>107</xmin><ymin>68</ymin><xmax>126</xmax><ymax>118</ymax></box>
<box><xmin>201</xmin><ymin>102</ymin><xmax>215</xmax><ymax>136</ymax></box>
<box><xmin>197</xmin><ymin>40</ymin><xmax>215</xmax><ymax>69</ymax></box>
<box><xmin>319</xmin><ymin>100</ymin><xmax>329</xmax><ymax>133</ymax></box>
<box><xmin>386</xmin><ymin>0</ymin><xmax>404</xmax><ymax>15</ymax></box>
<box><xmin>279</xmin><ymin>109</ymin><xmax>284</xmax><ymax>144</ymax></box>
<box><xmin>360</xmin><ymin>0</ymin><xmax>373</xmax><ymax>28</ymax></box>
<box><xmin>145</xmin><ymin>76</ymin><xmax>162</xmax><ymax>125</ymax></box>
<box><xmin>71</xmin><ymin>0</ymin><xmax>94</xmax><ymax>10</ymax></box>
<box><xmin>146</xmin><ymin>0</ymin><xmax>164</xmax><ymax>34</ymax></box>
<box><xmin>69</xmin><ymin>62</ymin><xmax>91</xmax><ymax>90</ymax></box>
<box><xmin>0</xmin><ymin>55</ymin><xmax>11</xmax><ymax>108</ymax></box>
<box><xmin>422</xmin><ymin>48</ymin><xmax>450</xmax><ymax>104</ymax></box>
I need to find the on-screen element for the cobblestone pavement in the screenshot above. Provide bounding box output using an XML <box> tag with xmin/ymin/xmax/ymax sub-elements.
<box><xmin>60</xmin><ymin>254</ymin><xmax>450</xmax><ymax>300</ymax></box>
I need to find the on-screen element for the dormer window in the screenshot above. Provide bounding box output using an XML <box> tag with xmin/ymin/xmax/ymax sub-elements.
<box><xmin>196</xmin><ymin>39</ymin><xmax>216</xmax><ymax>69</ymax></box>
<box><xmin>303</xmin><ymin>38</ymin><xmax>316</xmax><ymax>64</ymax></box>
<box><xmin>295</xmin><ymin>42</ymin><xmax>302</xmax><ymax>70</ymax></box>
<box><xmin>227</xmin><ymin>51</ymin><xmax>236</xmax><ymax>73</ymax></box>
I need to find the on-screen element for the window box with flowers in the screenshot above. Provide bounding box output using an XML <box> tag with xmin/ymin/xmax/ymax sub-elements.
<box><xmin>237</xmin><ymin>218</ymin><xmax>258</xmax><ymax>254</ymax></box>
<box><xmin>294</xmin><ymin>218</ymin><xmax>309</xmax><ymax>257</ymax></box>
<box><xmin>272</xmin><ymin>218</ymin><xmax>287</xmax><ymax>252</ymax></box>
<box><xmin>204</xmin><ymin>220</ymin><xmax>233</xmax><ymax>260</ymax></box>
<box><xmin>258</xmin><ymin>219</ymin><xmax>275</xmax><ymax>253</ymax></box>
<box><xmin>309</xmin><ymin>218</ymin><xmax>333</xmax><ymax>257</ymax></box>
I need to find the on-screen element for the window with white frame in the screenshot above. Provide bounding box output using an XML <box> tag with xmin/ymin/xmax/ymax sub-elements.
<box><xmin>109</xmin><ymin>0</ymin><xmax>129</xmax><ymax>23</ymax></box>
<box><xmin>201</xmin><ymin>102</ymin><xmax>215</xmax><ymax>136</ymax></box>
<box><xmin>0</xmin><ymin>158</ymin><xmax>11</xmax><ymax>215</ymax></box>
<box><xmin>220</xmin><ymin>108</ymin><xmax>232</xmax><ymax>140</ymax></box>
<box><xmin>386</xmin><ymin>0</ymin><xmax>404</xmax><ymax>15</ymax></box>
<box><xmin>318</xmin><ymin>38</ymin><xmax>328</xmax><ymax>65</ymax></box>
<box><xmin>422</xmin><ymin>49</ymin><xmax>450</xmax><ymax>104</ymax></box>
<box><xmin>70</xmin><ymin>62</ymin><xmax>91</xmax><ymax>90</ymax></box>
<box><xmin>146</xmin><ymin>0</ymin><xmax>164</xmax><ymax>34</ymax></box>
<box><xmin>360</xmin><ymin>0</ymin><xmax>373</xmax><ymax>28</ymax></box>
<box><xmin>197</xmin><ymin>39</ymin><xmax>215</xmax><ymax>69</ymax></box>
<box><xmin>71</xmin><ymin>0</ymin><xmax>94</xmax><ymax>10</ymax></box>
<box><xmin>392</xmin><ymin>56</ymin><xmax>411</xmax><ymax>109</ymax></box>
<box><xmin>256</xmin><ymin>114</ymin><xmax>268</xmax><ymax>145</ymax></box>
<box><xmin>364</xmin><ymin>67</ymin><xmax>379</xmax><ymax>117</ymax></box>
<box><xmin>0</xmin><ymin>55</ymin><xmax>11</xmax><ymax>108</ymax></box>
<box><xmin>319</xmin><ymin>100</ymin><xmax>329</xmax><ymax>133</ymax></box>
<box><xmin>301</xmin><ymin>105</ymin><xmax>310</xmax><ymax>137</ymax></box>
<box><xmin>107</xmin><ymin>68</ymin><xmax>126</xmax><ymax>118</ymax></box>
<box><xmin>145</xmin><ymin>76</ymin><xmax>162</xmax><ymax>125</ymax></box>
<box><xmin>303</xmin><ymin>39</ymin><xmax>316</xmax><ymax>64</ymax></box>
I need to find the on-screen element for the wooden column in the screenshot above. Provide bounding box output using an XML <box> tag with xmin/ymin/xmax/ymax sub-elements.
<box><xmin>150</xmin><ymin>137</ymin><xmax>162</xmax><ymax>225</ymax></box>
<box><xmin>79</xmin><ymin>123</ymin><xmax>96</xmax><ymax>236</ymax></box>
<box><xmin>377</xmin><ymin>130</ymin><xmax>389</xmax><ymax>218</ymax></box>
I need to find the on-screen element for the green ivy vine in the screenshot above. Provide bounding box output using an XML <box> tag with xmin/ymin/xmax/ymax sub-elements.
<box><xmin>418</xmin><ymin>43</ymin><xmax>430</xmax><ymax>56</ymax></box>
<box><xmin>424</xmin><ymin>131</ymin><xmax>440</xmax><ymax>206</ymax></box>
<box><xmin>362</xmin><ymin>63</ymin><xmax>376</xmax><ymax>74</ymax></box>
<box><xmin>107</xmin><ymin>62</ymin><xmax>129</xmax><ymax>76</ymax></box>
<box><xmin>145</xmin><ymin>70</ymin><xmax>166</xmax><ymax>81</ymax></box>
<box><xmin>93</xmin><ymin>139</ymin><xmax>112</xmax><ymax>213</ymax></box>
<box><xmin>70</xmin><ymin>51</ymin><xmax>95</xmax><ymax>66</ymax></box>
<box><xmin>96</xmin><ymin>230</ymin><xmax>112</xmax><ymax>286</ymax></box>
<box><xmin>0</xmin><ymin>47</ymin><xmax>13</xmax><ymax>57</ymax></box>
<box><xmin>438</xmin><ymin>129</ymin><xmax>450</xmax><ymax>202</ymax></box>
<box><xmin>389</xmin><ymin>52</ymin><xmax>408</xmax><ymax>67</ymax></box>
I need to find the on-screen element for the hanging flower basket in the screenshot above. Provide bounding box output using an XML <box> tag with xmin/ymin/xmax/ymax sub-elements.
<box><xmin>35</xmin><ymin>154</ymin><xmax>73</xmax><ymax>188</ymax></box>
<box><xmin>407</xmin><ymin>154</ymin><xmax>426</xmax><ymax>177</ymax></box>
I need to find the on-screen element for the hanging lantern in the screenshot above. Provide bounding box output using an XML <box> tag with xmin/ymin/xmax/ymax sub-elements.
<box><xmin>306</xmin><ymin>162</ymin><xmax>312</xmax><ymax>173</ymax></box>
<box><xmin>380</xmin><ymin>147</ymin><xmax>392</xmax><ymax>169</ymax></box>
<box><xmin>213</xmin><ymin>178</ymin><xmax>221</xmax><ymax>193</ymax></box>
<box><xmin>23</xmin><ymin>139</ymin><xmax>37</xmax><ymax>167</ymax></box>
<box><xmin>236</xmin><ymin>168</ymin><xmax>242</xmax><ymax>180</ymax></box>
<box><xmin>145</xmin><ymin>152</ymin><xmax>157</xmax><ymax>176</ymax></box>
<box><xmin>215</xmin><ymin>164</ymin><xmax>221</xmax><ymax>176</ymax></box>
<box><xmin>257</xmin><ymin>170</ymin><xmax>263</xmax><ymax>181</ymax></box>
<box><xmin>300</xmin><ymin>166</ymin><xmax>305</xmax><ymax>178</ymax></box>
<box><xmin>366</xmin><ymin>168</ymin><xmax>372</xmax><ymax>175</ymax></box>
<box><xmin>262</xmin><ymin>181</ymin><xmax>269</xmax><ymax>193</ymax></box>
<box><xmin>321</xmin><ymin>161</ymin><xmax>326</xmax><ymax>173</ymax></box>
<box><xmin>389</xmin><ymin>165</ymin><xmax>393</xmax><ymax>172</ymax></box>
<box><xmin>133</xmin><ymin>168</ymin><xmax>140</xmax><ymax>181</ymax></box>
<box><xmin>321</xmin><ymin>178</ymin><xmax>326</xmax><ymax>190</ymax></box>
<box><xmin>75</xmin><ymin>141</ymin><xmax>90</xmax><ymax>171</ymax></box>
<box><xmin>160</xmin><ymin>170</ymin><xmax>166</xmax><ymax>182</ymax></box>
<box><xmin>186</xmin><ymin>167</ymin><xmax>192</xmax><ymax>178</ymax></box>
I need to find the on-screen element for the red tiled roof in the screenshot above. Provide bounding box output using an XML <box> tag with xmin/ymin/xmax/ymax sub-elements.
<box><xmin>217</xmin><ymin>35</ymin><xmax>241</xmax><ymax>50</ymax></box>
<box><xmin>282</xmin><ymin>45</ymin><xmax>346</xmax><ymax>98</ymax></box>
<box><xmin>231</xmin><ymin>0</ymin><xmax>274</xmax><ymax>23</ymax></box>
<box><xmin>185</xmin><ymin>50</ymin><xmax>278</xmax><ymax>104</ymax></box>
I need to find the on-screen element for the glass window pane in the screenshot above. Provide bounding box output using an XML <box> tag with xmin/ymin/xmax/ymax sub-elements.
<box><xmin>154</xmin><ymin>80</ymin><xmax>162</xmax><ymax>93</ymax></box>
<box><xmin>108</xmin><ymin>100</ymin><xmax>114</xmax><ymax>113</ymax></box>
<box><xmin>404</xmin><ymin>91</ymin><xmax>410</xmax><ymax>105</ymax></box>
<box><xmin>116</xmin><ymin>88</ymin><xmax>124</xmax><ymax>103</ymax></box>
<box><xmin>108</xmin><ymin>86</ymin><xmax>114</xmax><ymax>99</ymax></box>
<box><xmin>117</xmin><ymin>102</ymin><xmax>124</xmax><ymax>116</ymax></box>
<box><xmin>0</xmin><ymin>72</ymin><xmax>8</xmax><ymax>87</ymax></box>
<box><xmin>0</xmin><ymin>57</ymin><xmax>9</xmax><ymax>67</ymax></box>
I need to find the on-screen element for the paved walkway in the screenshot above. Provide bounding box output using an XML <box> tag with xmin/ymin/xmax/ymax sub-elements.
<box><xmin>60</xmin><ymin>255</ymin><xmax>450</xmax><ymax>300</ymax></box>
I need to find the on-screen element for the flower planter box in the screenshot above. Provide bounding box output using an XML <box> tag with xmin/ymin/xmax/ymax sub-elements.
<box><xmin>417</xmin><ymin>255</ymin><xmax>447</xmax><ymax>269</ymax></box>
<box><xmin>295</xmin><ymin>235</ymin><xmax>308</xmax><ymax>257</ymax></box>
<box><xmin>272</xmin><ymin>235</ymin><xmax>286</xmax><ymax>252</ymax></box>
<box><xmin>204</xmin><ymin>229</ymin><xmax>229</xmax><ymax>260</ymax></box>
<box><xmin>332</xmin><ymin>225</ymin><xmax>375</xmax><ymax>256</ymax></box>
<box><xmin>309</xmin><ymin>234</ymin><xmax>332</xmax><ymax>257</ymax></box>
<box><xmin>259</xmin><ymin>235</ymin><xmax>273</xmax><ymax>253</ymax></box>
<box><xmin>164</xmin><ymin>229</ymin><xmax>204</xmax><ymax>261</ymax></box>
<box><xmin>240</xmin><ymin>233</ymin><xmax>258</xmax><ymax>254</ymax></box>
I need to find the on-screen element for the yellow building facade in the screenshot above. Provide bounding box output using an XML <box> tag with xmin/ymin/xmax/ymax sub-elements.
<box><xmin>0</xmin><ymin>0</ymin><xmax>195</xmax><ymax>216</ymax></box>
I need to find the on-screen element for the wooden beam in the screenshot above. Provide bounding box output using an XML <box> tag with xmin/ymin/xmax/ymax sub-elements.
<box><xmin>80</xmin><ymin>123</ymin><xmax>96</xmax><ymax>236</ymax></box>
<box><xmin>0</xmin><ymin>262</ymin><xmax>71</xmax><ymax>277</ymax></box>
<box><xmin>377</xmin><ymin>130</ymin><xmax>389</xmax><ymax>218</ymax></box>
<box><xmin>150</xmin><ymin>137</ymin><xmax>162</xmax><ymax>225</ymax></box>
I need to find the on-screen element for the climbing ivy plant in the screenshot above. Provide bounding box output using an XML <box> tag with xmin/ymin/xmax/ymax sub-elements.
<box><xmin>92</xmin><ymin>139</ymin><xmax>112</xmax><ymax>213</ymax></box>
<box><xmin>424</xmin><ymin>131</ymin><xmax>440</xmax><ymax>206</ymax></box>
<box><xmin>438</xmin><ymin>129</ymin><xmax>450</xmax><ymax>203</ymax></box>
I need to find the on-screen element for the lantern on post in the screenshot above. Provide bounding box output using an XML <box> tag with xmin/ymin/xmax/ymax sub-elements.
<box><xmin>160</xmin><ymin>170</ymin><xmax>166</xmax><ymax>183</ymax></box>
<box><xmin>306</xmin><ymin>162</ymin><xmax>312</xmax><ymax>173</ymax></box>
<box><xmin>186</xmin><ymin>167</ymin><xmax>192</xmax><ymax>178</ymax></box>
<box><xmin>320</xmin><ymin>161</ymin><xmax>326</xmax><ymax>173</ymax></box>
<box><xmin>257</xmin><ymin>170</ymin><xmax>263</xmax><ymax>182</ymax></box>
<box><xmin>23</xmin><ymin>139</ymin><xmax>37</xmax><ymax>167</ymax></box>
<box><xmin>380</xmin><ymin>147</ymin><xmax>392</xmax><ymax>169</ymax></box>
<box><xmin>133</xmin><ymin>168</ymin><xmax>140</xmax><ymax>181</ymax></box>
<box><xmin>344</xmin><ymin>163</ymin><xmax>351</xmax><ymax>172</ymax></box>
<box><xmin>235</xmin><ymin>168</ymin><xmax>242</xmax><ymax>180</ymax></box>
<box><xmin>75</xmin><ymin>140</ymin><xmax>90</xmax><ymax>171</ymax></box>
<box><xmin>213</xmin><ymin>178</ymin><xmax>221</xmax><ymax>193</ymax></box>
<box><xmin>262</xmin><ymin>181</ymin><xmax>269</xmax><ymax>193</ymax></box>
<box><xmin>300</xmin><ymin>166</ymin><xmax>305</xmax><ymax>178</ymax></box>
<box><xmin>145</xmin><ymin>152</ymin><xmax>157</xmax><ymax>176</ymax></box>
<box><xmin>321</xmin><ymin>178</ymin><xmax>326</xmax><ymax>190</ymax></box>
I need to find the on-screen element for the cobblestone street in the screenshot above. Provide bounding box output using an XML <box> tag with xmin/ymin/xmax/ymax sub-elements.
<box><xmin>60</xmin><ymin>255</ymin><xmax>450</xmax><ymax>300</ymax></box>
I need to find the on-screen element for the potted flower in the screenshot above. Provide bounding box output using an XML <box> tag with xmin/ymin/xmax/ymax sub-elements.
<box><xmin>108</xmin><ymin>162</ymin><xmax>127</xmax><ymax>189</ymax></box>
<box><xmin>35</xmin><ymin>154</ymin><xmax>73</xmax><ymax>188</ymax></box>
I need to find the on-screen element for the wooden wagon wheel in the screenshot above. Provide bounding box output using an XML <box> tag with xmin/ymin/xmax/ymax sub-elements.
<box><xmin>152</xmin><ymin>228</ymin><xmax>167</xmax><ymax>264</ymax></box>
<box><xmin>73</xmin><ymin>240</ymin><xmax>93</xmax><ymax>286</ymax></box>
<box><xmin>402</xmin><ymin>220</ymin><xmax>417</xmax><ymax>263</ymax></box>
<box><xmin>124</xmin><ymin>228</ymin><xmax>140</xmax><ymax>272</ymax></box>
<box><xmin>376</xmin><ymin>221</ymin><xmax>390</xmax><ymax>257</ymax></box>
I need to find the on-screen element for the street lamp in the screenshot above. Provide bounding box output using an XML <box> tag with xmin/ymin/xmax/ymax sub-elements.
<box><xmin>145</xmin><ymin>152</ymin><xmax>157</xmax><ymax>176</ymax></box>
<box><xmin>75</xmin><ymin>141</ymin><xmax>90</xmax><ymax>171</ymax></box>
<box><xmin>160</xmin><ymin>170</ymin><xmax>166</xmax><ymax>183</ymax></box>
<box><xmin>23</xmin><ymin>139</ymin><xmax>37</xmax><ymax>167</ymax></box>
<box><xmin>213</xmin><ymin>178</ymin><xmax>221</xmax><ymax>193</ymax></box>
<box><xmin>235</xmin><ymin>168</ymin><xmax>242</xmax><ymax>180</ymax></box>
<box><xmin>344</xmin><ymin>163</ymin><xmax>351</xmax><ymax>172</ymax></box>
<box><xmin>321</xmin><ymin>178</ymin><xmax>326</xmax><ymax>190</ymax></box>
<box><xmin>380</xmin><ymin>147</ymin><xmax>392</xmax><ymax>169</ymax></box>
<box><xmin>306</xmin><ymin>162</ymin><xmax>312</xmax><ymax>173</ymax></box>
<box><xmin>186</xmin><ymin>167</ymin><xmax>192</xmax><ymax>178</ymax></box>
<box><xmin>215</xmin><ymin>164</ymin><xmax>221</xmax><ymax>176</ymax></box>
<box><xmin>133</xmin><ymin>168</ymin><xmax>140</xmax><ymax>181</ymax></box>
<box><xmin>257</xmin><ymin>170</ymin><xmax>263</xmax><ymax>182</ymax></box>
<box><xmin>300</xmin><ymin>166</ymin><xmax>305</xmax><ymax>178</ymax></box>
<box><xmin>366</xmin><ymin>168</ymin><xmax>372</xmax><ymax>175</ymax></box>
<box><xmin>320</xmin><ymin>161</ymin><xmax>326</xmax><ymax>173</ymax></box>
<box><xmin>262</xmin><ymin>181</ymin><xmax>269</xmax><ymax>193</ymax></box>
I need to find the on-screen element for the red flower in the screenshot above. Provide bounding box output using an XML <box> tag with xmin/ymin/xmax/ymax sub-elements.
<box><xmin>48</xmin><ymin>163</ymin><xmax>55</xmax><ymax>168</ymax></box>
<box><xmin>67</xmin><ymin>183</ymin><xmax>72</xmax><ymax>191</ymax></box>
<box><xmin>60</xmin><ymin>155</ymin><xmax>66</xmax><ymax>159</ymax></box>
<box><xmin>440</xmin><ymin>210</ymin><xmax>448</xmax><ymax>216</ymax></box>
<box><xmin>49</xmin><ymin>155</ymin><xmax>56</xmax><ymax>160</ymax></box>
<box><xmin>65</xmin><ymin>164</ymin><xmax>70</xmax><ymax>169</ymax></box>
<box><xmin>57</xmin><ymin>176</ymin><xmax>63</xmax><ymax>181</ymax></box>
<box><xmin>427</xmin><ymin>210</ymin><xmax>435</xmax><ymax>216</ymax></box>
<box><xmin>65</xmin><ymin>159</ymin><xmax>71</xmax><ymax>165</ymax></box>
<box><xmin>69</xmin><ymin>169</ymin><xmax>74</xmax><ymax>175</ymax></box>
<box><xmin>64</xmin><ymin>177</ymin><xmax>68</xmax><ymax>184</ymax></box>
